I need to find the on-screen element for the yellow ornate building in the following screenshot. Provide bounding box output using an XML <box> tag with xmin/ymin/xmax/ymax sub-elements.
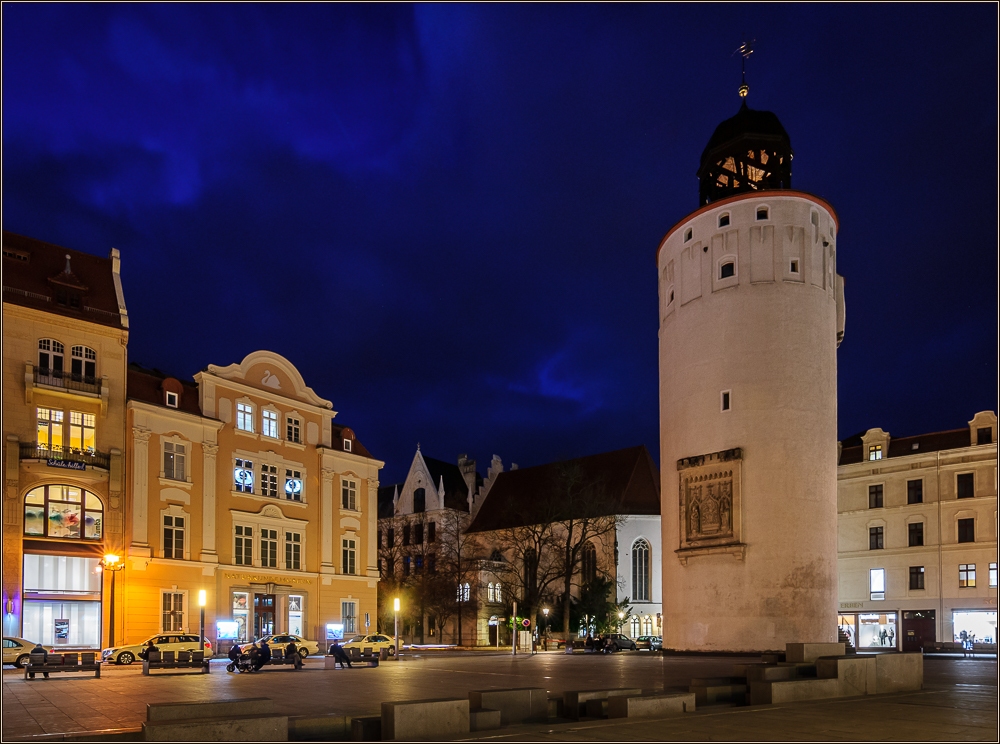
<box><xmin>3</xmin><ymin>232</ymin><xmax>382</xmax><ymax>654</ymax></box>
<box><xmin>124</xmin><ymin>353</ymin><xmax>382</xmax><ymax>652</ymax></box>
<box><xmin>2</xmin><ymin>232</ymin><xmax>129</xmax><ymax>648</ymax></box>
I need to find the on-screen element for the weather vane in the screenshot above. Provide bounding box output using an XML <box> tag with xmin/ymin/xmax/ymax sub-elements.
<box><xmin>733</xmin><ymin>38</ymin><xmax>755</xmax><ymax>98</ymax></box>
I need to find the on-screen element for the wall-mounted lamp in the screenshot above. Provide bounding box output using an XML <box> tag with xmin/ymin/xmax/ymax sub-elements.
<box><xmin>5</xmin><ymin>599</ymin><xmax>13</xmax><ymax>614</ymax></box>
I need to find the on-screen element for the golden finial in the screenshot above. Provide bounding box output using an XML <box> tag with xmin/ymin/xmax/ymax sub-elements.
<box><xmin>733</xmin><ymin>39</ymin><xmax>755</xmax><ymax>99</ymax></box>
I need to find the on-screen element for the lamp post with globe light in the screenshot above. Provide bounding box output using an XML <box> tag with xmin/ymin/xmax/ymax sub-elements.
<box><xmin>98</xmin><ymin>554</ymin><xmax>124</xmax><ymax>648</ymax></box>
<box><xmin>618</xmin><ymin>611</ymin><xmax>624</xmax><ymax>634</ymax></box>
<box><xmin>393</xmin><ymin>598</ymin><xmax>400</xmax><ymax>660</ymax></box>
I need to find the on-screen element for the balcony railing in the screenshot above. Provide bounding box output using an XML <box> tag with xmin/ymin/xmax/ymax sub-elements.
<box><xmin>19</xmin><ymin>443</ymin><xmax>111</xmax><ymax>470</ymax></box>
<box><xmin>33</xmin><ymin>367</ymin><xmax>101</xmax><ymax>395</ymax></box>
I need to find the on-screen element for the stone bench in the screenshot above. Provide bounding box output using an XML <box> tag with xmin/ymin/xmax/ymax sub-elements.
<box><xmin>750</xmin><ymin>677</ymin><xmax>840</xmax><ymax>705</ymax></box>
<box><xmin>785</xmin><ymin>642</ymin><xmax>845</xmax><ymax>663</ymax></box>
<box><xmin>144</xmin><ymin>697</ymin><xmax>286</xmax><ymax>741</ymax></box>
<box><xmin>142</xmin><ymin>650</ymin><xmax>209</xmax><ymax>675</ymax></box>
<box><xmin>381</xmin><ymin>698</ymin><xmax>469</xmax><ymax>740</ymax></box>
<box><xmin>873</xmin><ymin>652</ymin><xmax>922</xmax><ymax>692</ymax></box>
<box><xmin>563</xmin><ymin>688</ymin><xmax>642</xmax><ymax>719</ymax></box>
<box><xmin>688</xmin><ymin>677</ymin><xmax>747</xmax><ymax>706</ymax></box>
<box><xmin>468</xmin><ymin>687</ymin><xmax>547</xmax><ymax>725</ymax></box>
<box><xmin>607</xmin><ymin>692</ymin><xmax>696</xmax><ymax>719</ymax></box>
<box><xmin>469</xmin><ymin>708</ymin><xmax>501</xmax><ymax>732</ymax></box>
<box><xmin>324</xmin><ymin>653</ymin><xmax>379</xmax><ymax>669</ymax></box>
<box><xmin>24</xmin><ymin>652</ymin><xmax>101</xmax><ymax>680</ymax></box>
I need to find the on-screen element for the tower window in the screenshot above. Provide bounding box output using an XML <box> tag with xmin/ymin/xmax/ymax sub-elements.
<box><xmin>721</xmin><ymin>390</ymin><xmax>731</xmax><ymax>411</ymax></box>
<box><xmin>718</xmin><ymin>213</ymin><xmax>730</xmax><ymax>228</ymax></box>
<box><xmin>789</xmin><ymin>260</ymin><xmax>799</xmax><ymax>274</ymax></box>
<box><xmin>756</xmin><ymin>207</ymin><xmax>769</xmax><ymax>220</ymax></box>
<box><xmin>683</xmin><ymin>228</ymin><xmax>692</xmax><ymax>242</ymax></box>
<box><xmin>719</xmin><ymin>261</ymin><xmax>735</xmax><ymax>279</ymax></box>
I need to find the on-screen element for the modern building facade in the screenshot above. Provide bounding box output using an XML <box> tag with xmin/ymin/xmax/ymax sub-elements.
<box><xmin>2</xmin><ymin>232</ymin><xmax>130</xmax><ymax>649</ymax></box>
<box><xmin>658</xmin><ymin>98</ymin><xmax>845</xmax><ymax>651</ymax></box>
<box><xmin>837</xmin><ymin>412</ymin><xmax>998</xmax><ymax>651</ymax></box>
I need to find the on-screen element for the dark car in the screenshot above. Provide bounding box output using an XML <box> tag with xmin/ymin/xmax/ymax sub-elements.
<box><xmin>603</xmin><ymin>633</ymin><xmax>637</xmax><ymax>651</ymax></box>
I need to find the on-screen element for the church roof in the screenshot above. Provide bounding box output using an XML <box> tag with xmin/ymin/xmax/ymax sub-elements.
<box><xmin>466</xmin><ymin>445</ymin><xmax>660</xmax><ymax>533</ymax></box>
<box><xmin>699</xmin><ymin>101</ymin><xmax>791</xmax><ymax>169</ymax></box>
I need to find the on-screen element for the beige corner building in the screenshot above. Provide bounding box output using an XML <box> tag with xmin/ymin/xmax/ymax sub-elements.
<box><xmin>2</xmin><ymin>232</ymin><xmax>129</xmax><ymax>648</ymax></box>
<box><xmin>837</xmin><ymin>412</ymin><xmax>998</xmax><ymax>650</ymax></box>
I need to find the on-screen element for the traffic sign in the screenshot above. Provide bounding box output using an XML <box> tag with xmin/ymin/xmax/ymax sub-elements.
<box><xmin>521</xmin><ymin>618</ymin><xmax>530</xmax><ymax>628</ymax></box>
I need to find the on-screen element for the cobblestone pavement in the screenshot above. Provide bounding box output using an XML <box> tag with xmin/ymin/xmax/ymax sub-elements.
<box><xmin>2</xmin><ymin>652</ymin><xmax>996</xmax><ymax>741</ymax></box>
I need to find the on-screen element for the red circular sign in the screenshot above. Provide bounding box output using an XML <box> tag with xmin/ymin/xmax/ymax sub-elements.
<box><xmin>521</xmin><ymin>618</ymin><xmax>530</xmax><ymax>628</ymax></box>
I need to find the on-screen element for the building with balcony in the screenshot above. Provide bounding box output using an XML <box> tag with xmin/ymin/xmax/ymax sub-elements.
<box><xmin>837</xmin><ymin>411</ymin><xmax>998</xmax><ymax>651</ymax></box>
<box><xmin>2</xmin><ymin>232</ymin><xmax>129</xmax><ymax>649</ymax></box>
<box><xmin>124</xmin><ymin>352</ymin><xmax>383</xmax><ymax>654</ymax></box>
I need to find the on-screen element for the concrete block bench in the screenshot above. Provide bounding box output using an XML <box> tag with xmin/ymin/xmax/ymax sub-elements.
<box><xmin>688</xmin><ymin>677</ymin><xmax>747</xmax><ymax>706</ymax></box>
<box><xmin>814</xmin><ymin>655</ymin><xmax>876</xmax><ymax>697</ymax></box>
<box><xmin>607</xmin><ymin>692</ymin><xmax>695</xmax><ymax>719</ymax></box>
<box><xmin>874</xmin><ymin>652</ymin><xmax>922</xmax><ymax>693</ymax></box>
<box><xmin>347</xmin><ymin>647</ymin><xmax>381</xmax><ymax>666</ymax></box>
<box><xmin>751</xmin><ymin>677</ymin><xmax>840</xmax><ymax>705</ymax></box>
<box><xmin>785</xmin><ymin>642</ymin><xmax>846</xmax><ymax>663</ymax></box>
<box><xmin>24</xmin><ymin>651</ymin><xmax>101</xmax><ymax>679</ymax></box>
<box><xmin>144</xmin><ymin>697</ymin><xmax>286</xmax><ymax>741</ymax></box>
<box><xmin>351</xmin><ymin>715</ymin><xmax>382</xmax><ymax>741</ymax></box>
<box><xmin>469</xmin><ymin>708</ymin><xmax>501</xmax><ymax>731</ymax></box>
<box><xmin>563</xmin><ymin>688</ymin><xmax>642</xmax><ymax>719</ymax></box>
<box><xmin>142</xmin><ymin>650</ymin><xmax>209</xmax><ymax>675</ymax></box>
<box><xmin>324</xmin><ymin>653</ymin><xmax>378</xmax><ymax>669</ymax></box>
<box><xmin>381</xmin><ymin>698</ymin><xmax>469</xmax><ymax>740</ymax></box>
<box><xmin>469</xmin><ymin>688</ymin><xmax>548</xmax><ymax>725</ymax></box>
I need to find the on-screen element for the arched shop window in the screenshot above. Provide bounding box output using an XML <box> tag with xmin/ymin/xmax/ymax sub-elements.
<box><xmin>24</xmin><ymin>485</ymin><xmax>103</xmax><ymax>540</ymax></box>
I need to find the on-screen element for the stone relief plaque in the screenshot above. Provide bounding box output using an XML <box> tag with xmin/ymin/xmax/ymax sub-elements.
<box><xmin>676</xmin><ymin>447</ymin><xmax>745</xmax><ymax>563</ymax></box>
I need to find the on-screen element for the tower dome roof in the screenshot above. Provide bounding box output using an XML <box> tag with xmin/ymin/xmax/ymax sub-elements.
<box><xmin>697</xmin><ymin>101</ymin><xmax>793</xmax><ymax>206</ymax></box>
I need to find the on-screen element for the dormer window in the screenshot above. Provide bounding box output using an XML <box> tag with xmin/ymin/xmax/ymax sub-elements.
<box><xmin>165</xmin><ymin>391</ymin><xmax>179</xmax><ymax>408</ymax></box>
<box><xmin>718</xmin><ymin>213</ymin><xmax>730</xmax><ymax>228</ymax></box>
<box><xmin>344</xmin><ymin>439</ymin><xmax>352</xmax><ymax>452</ymax></box>
<box><xmin>868</xmin><ymin>444</ymin><xmax>882</xmax><ymax>461</ymax></box>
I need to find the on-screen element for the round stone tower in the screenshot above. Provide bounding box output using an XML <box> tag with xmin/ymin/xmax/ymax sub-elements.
<box><xmin>657</xmin><ymin>97</ymin><xmax>845</xmax><ymax>652</ymax></box>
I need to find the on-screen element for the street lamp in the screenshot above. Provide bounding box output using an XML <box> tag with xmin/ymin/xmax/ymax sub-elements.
<box><xmin>542</xmin><ymin>608</ymin><xmax>549</xmax><ymax>636</ymax></box>
<box><xmin>98</xmin><ymin>554</ymin><xmax>124</xmax><ymax>648</ymax></box>
<box><xmin>198</xmin><ymin>590</ymin><xmax>207</xmax><ymax>652</ymax></box>
<box><xmin>618</xmin><ymin>611</ymin><xmax>624</xmax><ymax>634</ymax></box>
<box><xmin>393</xmin><ymin>597</ymin><xmax>400</xmax><ymax>661</ymax></box>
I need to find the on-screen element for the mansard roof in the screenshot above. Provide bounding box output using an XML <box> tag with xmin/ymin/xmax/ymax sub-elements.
<box><xmin>2</xmin><ymin>231</ymin><xmax>126</xmax><ymax>329</ymax></box>
<box><xmin>127</xmin><ymin>363</ymin><xmax>203</xmax><ymax>415</ymax></box>
<box><xmin>839</xmin><ymin>427</ymin><xmax>977</xmax><ymax>465</ymax></box>
<box><xmin>466</xmin><ymin>445</ymin><xmax>660</xmax><ymax>533</ymax></box>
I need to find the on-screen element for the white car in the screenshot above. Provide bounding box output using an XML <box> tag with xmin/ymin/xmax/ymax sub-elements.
<box><xmin>3</xmin><ymin>637</ymin><xmax>54</xmax><ymax>667</ymax></box>
<box><xmin>102</xmin><ymin>633</ymin><xmax>213</xmax><ymax>665</ymax></box>
<box><xmin>340</xmin><ymin>633</ymin><xmax>395</xmax><ymax>656</ymax></box>
<box><xmin>238</xmin><ymin>634</ymin><xmax>319</xmax><ymax>658</ymax></box>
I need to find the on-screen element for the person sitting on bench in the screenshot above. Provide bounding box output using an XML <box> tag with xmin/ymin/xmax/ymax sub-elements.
<box><xmin>285</xmin><ymin>640</ymin><xmax>303</xmax><ymax>669</ymax></box>
<box><xmin>138</xmin><ymin>640</ymin><xmax>159</xmax><ymax>661</ymax></box>
<box><xmin>327</xmin><ymin>640</ymin><xmax>352</xmax><ymax>668</ymax></box>
<box><xmin>28</xmin><ymin>643</ymin><xmax>49</xmax><ymax>679</ymax></box>
<box><xmin>252</xmin><ymin>641</ymin><xmax>272</xmax><ymax>671</ymax></box>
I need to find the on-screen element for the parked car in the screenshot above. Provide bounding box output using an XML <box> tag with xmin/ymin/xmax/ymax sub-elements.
<box><xmin>3</xmin><ymin>637</ymin><xmax>54</xmax><ymax>667</ymax></box>
<box><xmin>650</xmin><ymin>636</ymin><xmax>662</xmax><ymax>651</ymax></box>
<box><xmin>635</xmin><ymin>635</ymin><xmax>654</xmax><ymax>650</ymax></box>
<box><xmin>102</xmin><ymin>633</ymin><xmax>213</xmax><ymax>665</ymax></box>
<box><xmin>602</xmin><ymin>633</ymin><xmax>637</xmax><ymax>651</ymax></box>
<box><xmin>340</xmin><ymin>633</ymin><xmax>396</xmax><ymax>656</ymax></box>
<box><xmin>238</xmin><ymin>634</ymin><xmax>319</xmax><ymax>658</ymax></box>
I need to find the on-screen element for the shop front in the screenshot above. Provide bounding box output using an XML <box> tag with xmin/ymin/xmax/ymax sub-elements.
<box><xmin>838</xmin><ymin>611</ymin><xmax>898</xmax><ymax>649</ymax></box>
<box><xmin>222</xmin><ymin>581</ymin><xmax>310</xmax><ymax>647</ymax></box>
<box><xmin>952</xmin><ymin>609</ymin><xmax>997</xmax><ymax>645</ymax></box>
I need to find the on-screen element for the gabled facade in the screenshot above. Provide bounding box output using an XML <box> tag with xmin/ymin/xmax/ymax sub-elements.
<box><xmin>125</xmin><ymin>351</ymin><xmax>383</xmax><ymax>652</ymax></box>
<box><xmin>837</xmin><ymin>411</ymin><xmax>998</xmax><ymax>650</ymax></box>
<box><xmin>2</xmin><ymin>232</ymin><xmax>129</xmax><ymax>648</ymax></box>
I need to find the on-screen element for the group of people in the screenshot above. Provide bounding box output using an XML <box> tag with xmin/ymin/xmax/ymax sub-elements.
<box><xmin>226</xmin><ymin>639</ymin><xmax>303</xmax><ymax>672</ymax></box>
<box><xmin>583</xmin><ymin>634</ymin><xmax>618</xmax><ymax>654</ymax></box>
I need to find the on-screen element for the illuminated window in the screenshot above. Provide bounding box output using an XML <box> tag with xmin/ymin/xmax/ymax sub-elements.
<box><xmin>756</xmin><ymin>206</ymin><xmax>769</xmax><ymax>220</ymax></box>
<box><xmin>870</xmin><ymin>568</ymin><xmax>885</xmax><ymax>600</ymax></box>
<box><xmin>908</xmin><ymin>522</ymin><xmax>923</xmax><ymax>547</ymax></box>
<box><xmin>285</xmin><ymin>532</ymin><xmax>301</xmax><ymax>570</ymax></box>
<box><xmin>496</xmin><ymin>583</ymin><xmax>502</xmax><ymax>603</ymax></box>
<box><xmin>23</xmin><ymin>485</ymin><xmax>102</xmax><ymax>540</ymax></box>
<box><xmin>632</xmin><ymin>539</ymin><xmax>650</xmax><ymax>601</ymax></box>
<box><xmin>909</xmin><ymin>566</ymin><xmax>924</xmax><ymax>590</ymax></box>
<box><xmin>718</xmin><ymin>213</ymin><xmax>730</xmax><ymax>228</ymax></box>
<box><xmin>958</xmin><ymin>564</ymin><xmax>976</xmax><ymax>588</ymax></box>
<box><xmin>488</xmin><ymin>583</ymin><xmax>495</xmax><ymax>602</ymax></box>
<box><xmin>868</xmin><ymin>484</ymin><xmax>883</xmax><ymax>509</ymax></box>
<box><xmin>990</xmin><ymin>563</ymin><xmax>997</xmax><ymax>588</ymax></box>
<box><xmin>262</xmin><ymin>410</ymin><xmax>278</xmax><ymax>438</ymax></box>
<box><xmin>36</xmin><ymin>407</ymin><xmax>64</xmax><ymax>450</ymax></box>
<box><xmin>342</xmin><ymin>479</ymin><xmax>357</xmax><ymax>510</ymax></box>
<box><xmin>234</xmin><ymin>458</ymin><xmax>254</xmax><ymax>493</ymax></box>
<box><xmin>956</xmin><ymin>473</ymin><xmax>974</xmax><ymax>499</ymax></box>
<box><xmin>958</xmin><ymin>518</ymin><xmax>975</xmax><ymax>543</ymax></box>
<box><xmin>907</xmin><ymin>479</ymin><xmax>923</xmax><ymax>504</ymax></box>
<box><xmin>68</xmin><ymin>411</ymin><xmax>96</xmax><ymax>453</ymax></box>
<box><xmin>868</xmin><ymin>445</ymin><xmax>882</xmax><ymax>461</ymax></box>
<box><xmin>236</xmin><ymin>402</ymin><xmax>254</xmax><ymax>432</ymax></box>
<box><xmin>285</xmin><ymin>469</ymin><xmax>302</xmax><ymax>501</ymax></box>
<box><xmin>163</xmin><ymin>442</ymin><xmax>186</xmax><ymax>481</ymax></box>
<box><xmin>719</xmin><ymin>261</ymin><xmax>735</xmax><ymax>279</ymax></box>
<box><xmin>70</xmin><ymin>346</ymin><xmax>96</xmax><ymax>383</ymax></box>
<box><xmin>869</xmin><ymin>526</ymin><xmax>884</xmax><ymax>550</ymax></box>
<box><xmin>286</xmin><ymin>416</ymin><xmax>300</xmax><ymax>443</ymax></box>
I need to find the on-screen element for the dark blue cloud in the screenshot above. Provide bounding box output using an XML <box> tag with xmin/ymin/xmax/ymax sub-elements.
<box><xmin>3</xmin><ymin>4</ymin><xmax>996</xmax><ymax>482</ymax></box>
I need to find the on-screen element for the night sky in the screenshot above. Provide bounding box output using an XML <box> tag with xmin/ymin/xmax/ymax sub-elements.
<box><xmin>3</xmin><ymin>5</ymin><xmax>997</xmax><ymax>484</ymax></box>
